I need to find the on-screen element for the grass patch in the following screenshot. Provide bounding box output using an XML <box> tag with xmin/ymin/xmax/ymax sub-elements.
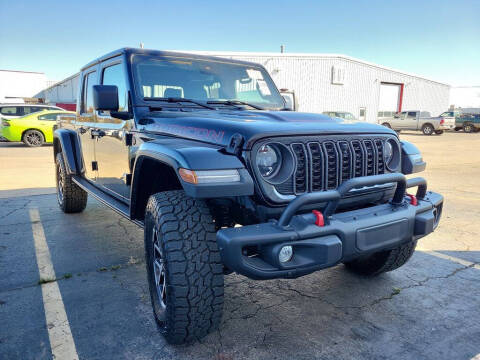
<box><xmin>63</xmin><ymin>273</ymin><xmax>72</xmax><ymax>279</ymax></box>
<box><xmin>111</xmin><ymin>265</ymin><xmax>121</xmax><ymax>271</ymax></box>
<box><xmin>392</xmin><ymin>287</ymin><xmax>401</xmax><ymax>295</ymax></box>
<box><xmin>98</xmin><ymin>267</ymin><xmax>108</xmax><ymax>272</ymax></box>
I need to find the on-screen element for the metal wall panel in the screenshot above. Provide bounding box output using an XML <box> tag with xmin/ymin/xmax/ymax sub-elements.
<box><xmin>199</xmin><ymin>53</ymin><xmax>450</xmax><ymax>123</ymax></box>
<box><xmin>39</xmin><ymin>53</ymin><xmax>450</xmax><ymax>123</ymax></box>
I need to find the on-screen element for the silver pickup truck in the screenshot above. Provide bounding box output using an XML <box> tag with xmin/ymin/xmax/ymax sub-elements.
<box><xmin>380</xmin><ymin>110</ymin><xmax>456</xmax><ymax>135</ymax></box>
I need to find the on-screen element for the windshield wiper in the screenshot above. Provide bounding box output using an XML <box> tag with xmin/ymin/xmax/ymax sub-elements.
<box><xmin>144</xmin><ymin>97</ymin><xmax>216</xmax><ymax>110</ymax></box>
<box><xmin>207</xmin><ymin>100</ymin><xmax>264</xmax><ymax>110</ymax></box>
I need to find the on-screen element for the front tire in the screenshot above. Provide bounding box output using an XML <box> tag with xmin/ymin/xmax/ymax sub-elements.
<box><xmin>435</xmin><ymin>130</ymin><xmax>444</xmax><ymax>135</ymax></box>
<box><xmin>23</xmin><ymin>129</ymin><xmax>45</xmax><ymax>147</ymax></box>
<box><xmin>144</xmin><ymin>190</ymin><xmax>224</xmax><ymax>344</ymax></box>
<box><xmin>344</xmin><ymin>240</ymin><xmax>417</xmax><ymax>276</ymax></box>
<box><xmin>422</xmin><ymin>124</ymin><xmax>434</xmax><ymax>135</ymax></box>
<box><xmin>55</xmin><ymin>153</ymin><xmax>87</xmax><ymax>213</ymax></box>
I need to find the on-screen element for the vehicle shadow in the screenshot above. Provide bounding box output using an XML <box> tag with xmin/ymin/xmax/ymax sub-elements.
<box><xmin>0</xmin><ymin>142</ymin><xmax>53</xmax><ymax>148</ymax></box>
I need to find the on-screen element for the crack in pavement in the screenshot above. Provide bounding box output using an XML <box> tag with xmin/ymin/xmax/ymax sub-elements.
<box><xmin>0</xmin><ymin>199</ymin><xmax>32</xmax><ymax>221</ymax></box>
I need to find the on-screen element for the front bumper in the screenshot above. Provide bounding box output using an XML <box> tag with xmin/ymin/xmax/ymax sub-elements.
<box><xmin>217</xmin><ymin>173</ymin><xmax>443</xmax><ymax>280</ymax></box>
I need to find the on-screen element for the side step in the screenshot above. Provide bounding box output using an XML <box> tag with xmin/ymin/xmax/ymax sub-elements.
<box><xmin>72</xmin><ymin>176</ymin><xmax>144</xmax><ymax>228</ymax></box>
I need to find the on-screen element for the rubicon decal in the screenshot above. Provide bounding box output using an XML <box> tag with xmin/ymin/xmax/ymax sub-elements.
<box><xmin>152</xmin><ymin>123</ymin><xmax>225</xmax><ymax>143</ymax></box>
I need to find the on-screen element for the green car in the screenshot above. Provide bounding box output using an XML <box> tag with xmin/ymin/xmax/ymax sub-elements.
<box><xmin>0</xmin><ymin>109</ymin><xmax>75</xmax><ymax>147</ymax></box>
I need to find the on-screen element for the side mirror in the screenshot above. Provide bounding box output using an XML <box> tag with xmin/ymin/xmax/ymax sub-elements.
<box><xmin>280</xmin><ymin>89</ymin><xmax>297</xmax><ymax>111</ymax></box>
<box><xmin>93</xmin><ymin>85</ymin><xmax>119</xmax><ymax>111</ymax></box>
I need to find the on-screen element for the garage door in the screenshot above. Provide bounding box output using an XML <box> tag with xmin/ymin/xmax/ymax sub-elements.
<box><xmin>379</xmin><ymin>83</ymin><xmax>402</xmax><ymax>114</ymax></box>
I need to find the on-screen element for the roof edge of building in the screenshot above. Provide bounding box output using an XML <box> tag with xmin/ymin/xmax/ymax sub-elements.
<box><xmin>173</xmin><ymin>50</ymin><xmax>450</xmax><ymax>87</ymax></box>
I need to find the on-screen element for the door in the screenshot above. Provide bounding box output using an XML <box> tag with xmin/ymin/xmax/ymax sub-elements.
<box><xmin>37</xmin><ymin>112</ymin><xmax>63</xmax><ymax>142</ymax></box>
<box><xmin>403</xmin><ymin>111</ymin><xmax>418</xmax><ymax>129</ymax></box>
<box><xmin>76</xmin><ymin>70</ymin><xmax>98</xmax><ymax>181</ymax></box>
<box><xmin>359</xmin><ymin>107</ymin><xmax>366</xmax><ymax>122</ymax></box>
<box><xmin>390</xmin><ymin>111</ymin><xmax>405</xmax><ymax>129</ymax></box>
<box><xmin>94</xmin><ymin>60</ymin><xmax>132</xmax><ymax>200</ymax></box>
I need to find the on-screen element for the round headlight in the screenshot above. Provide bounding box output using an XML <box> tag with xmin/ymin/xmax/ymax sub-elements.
<box><xmin>384</xmin><ymin>141</ymin><xmax>393</xmax><ymax>165</ymax></box>
<box><xmin>256</xmin><ymin>144</ymin><xmax>281</xmax><ymax>178</ymax></box>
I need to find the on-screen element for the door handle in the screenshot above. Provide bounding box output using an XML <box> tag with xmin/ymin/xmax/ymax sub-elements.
<box><xmin>91</xmin><ymin>129</ymin><xmax>106</xmax><ymax>138</ymax></box>
<box><xmin>78</xmin><ymin>127</ymin><xmax>87</xmax><ymax>134</ymax></box>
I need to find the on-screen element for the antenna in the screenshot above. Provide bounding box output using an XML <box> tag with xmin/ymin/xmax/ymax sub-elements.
<box><xmin>280</xmin><ymin>45</ymin><xmax>285</xmax><ymax>53</ymax></box>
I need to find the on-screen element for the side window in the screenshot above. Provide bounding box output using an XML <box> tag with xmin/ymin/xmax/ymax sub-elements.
<box><xmin>102</xmin><ymin>63</ymin><xmax>127</xmax><ymax>112</ymax></box>
<box><xmin>82</xmin><ymin>71</ymin><xmax>97</xmax><ymax>114</ymax></box>
<box><xmin>38</xmin><ymin>113</ymin><xmax>58</xmax><ymax>121</ymax></box>
<box><xmin>0</xmin><ymin>107</ymin><xmax>20</xmax><ymax>116</ymax></box>
<box><xmin>407</xmin><ymin>111</ymin><xmax>417</xmax><ymax>118</ymax></box>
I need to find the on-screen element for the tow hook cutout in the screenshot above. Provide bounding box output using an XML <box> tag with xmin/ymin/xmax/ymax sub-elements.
<box><xmin>312</xmin><ymin>210</ymin><xmax>325</xmax><ymax>226</ymax></box>
<box><xmin>406</xmin><ymin>194</ymin><xmax>418</xmax><ymax>206</ymax></box>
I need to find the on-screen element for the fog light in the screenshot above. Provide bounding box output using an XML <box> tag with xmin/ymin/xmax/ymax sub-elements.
<box><xmin>279</xmin><ymin>246</ymin><xmax>293</xmax><ymax>263</ymax></box>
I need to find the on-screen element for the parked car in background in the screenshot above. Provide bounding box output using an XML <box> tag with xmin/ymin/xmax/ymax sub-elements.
<box><xmin>0</xmin><ymin>103</ymin><xmax>63</xmax><ymax>119</ymax></box>
<box><xmin>322</xmin><ymin>111</ymin><xmax>358</xmax><ymax>121</ymax></box>
<box><xmin>0</xmin><ymin>110</ymin><xmax>75</xmax><ymax>146</ymax></box>
<box><xmin>455</xmin><ymin>113</ymin><xmax>480</xmax><ymax>133</ymax></box>
<box><xmin>380</xmin><ymin>110</ymin><xmax>455</xmax><ymax>135</ymax></box>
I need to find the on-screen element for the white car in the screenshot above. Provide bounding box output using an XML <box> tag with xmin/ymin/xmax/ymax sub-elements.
<box><xmin>0</xmin><ymin>103</ymin><xmax>63</xmax><ymax>119</ymax></box>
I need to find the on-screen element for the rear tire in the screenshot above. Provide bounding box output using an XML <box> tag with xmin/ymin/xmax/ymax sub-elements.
<box><xmin>422</xmin><ymin>124</ymin><xmax>434</xmax><ymax>135</ymax></box>
<box><xmin>344</xmin><ymin>240</ymin><xmax>417</xmax><ymax>276</ymax></box>
<box><xmin>55</xmin><ymin>153</ymin><xmax>87</xmax><ymax>213</ymax></box>
<box><xmin>464</xmin><ymin>123</ymin><xmax>474</xmax><ymax>133</ymax></box>
<box><xmin>144</xmin><ymin>190</ymin><xmax>224</xmax><ymax>344</ymax></box>
<box><xmin>434</xmin><ymin>130</ymin><xmax>444</xmax><ymax>135</ymax></box>
<box><xmin>454</xmin><ymin>126</ymin><xmax>462</xmax><ymax>131</ymax></box>
<box><xmin>23</xmin><ymin>129</ymin><xmax>45</xmax><ymax>147</ymax></box>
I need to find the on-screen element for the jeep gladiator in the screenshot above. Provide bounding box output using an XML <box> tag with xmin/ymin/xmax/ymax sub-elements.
<box><xmin>53</xmin><ymin>48</ymin><xmax>443</xmax><ymax>344</ymax></box>
<box><xmin>381</xmin><ymin>110</ymin><xmax>455</xmax><ymax>135</ymax></box>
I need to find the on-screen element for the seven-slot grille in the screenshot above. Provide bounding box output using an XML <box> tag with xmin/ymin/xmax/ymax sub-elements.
<box><xmin>278</xmin><ymin>138</ymin><xmax>387</xmax><ymax>195</ymax></box>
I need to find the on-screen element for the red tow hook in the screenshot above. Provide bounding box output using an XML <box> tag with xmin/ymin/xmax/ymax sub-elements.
<box><xmin>312</xmin><ymin>210</ymin><xmax>325</xmax><ymax>227</ymax></box>
<box><xmin>406</xmin><ymin>193</ymin><xmax>418</xmax><ymax>206</ymax></box>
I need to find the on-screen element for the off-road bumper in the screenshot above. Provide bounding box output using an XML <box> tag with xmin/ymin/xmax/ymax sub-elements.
<box><xmin>217</xmin><ymin>173</ymin><xmax>443</xmax><ymax>280</ymax></box>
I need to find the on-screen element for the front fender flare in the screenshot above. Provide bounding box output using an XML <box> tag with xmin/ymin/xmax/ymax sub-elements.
<box><xmin>53</xmin><ymin>129</ymin><xmax>84</xmax><ymax>175</ymax></box>
<box><xmin>131</xmin><ymin>141</ymin><xmax>254</xmax><ymax>200</ymax></box>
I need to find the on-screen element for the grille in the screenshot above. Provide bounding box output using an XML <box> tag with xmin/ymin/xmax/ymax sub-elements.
<box><xmin>276</xmin><ymin>137</ymin><xmax>388</xmax><ymax>195</ymax></box>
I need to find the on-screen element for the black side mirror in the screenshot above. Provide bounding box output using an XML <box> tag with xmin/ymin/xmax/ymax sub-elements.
<box><xmin>93</xmin><ymin>85</ymin><xmax>119</xmax><ymax>111</ymax></box>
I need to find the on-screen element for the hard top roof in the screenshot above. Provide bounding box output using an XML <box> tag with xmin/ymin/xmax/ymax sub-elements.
<box><xmin>81</xmin><ymin>47</ymin><xmax>263</xmax><ymax>71</ymax></box>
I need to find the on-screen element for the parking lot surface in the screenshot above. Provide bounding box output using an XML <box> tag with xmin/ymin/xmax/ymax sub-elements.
<box><xmin>0</xmin><ymin>132</ymin><xmax>479</xmax><ymax>360</ymax></box>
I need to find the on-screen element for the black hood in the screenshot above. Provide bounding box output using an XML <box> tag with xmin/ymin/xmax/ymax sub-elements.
<box><xmin>139</xmin><ymin>109</ymin><xmax>396</xmax><ymax>149</ymax></box>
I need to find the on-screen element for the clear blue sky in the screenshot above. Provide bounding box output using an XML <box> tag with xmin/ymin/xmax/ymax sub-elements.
<box><xmin>1</xmin><ymin>0</ymin><xmax>479</xmax><ymax>86</ymax></box>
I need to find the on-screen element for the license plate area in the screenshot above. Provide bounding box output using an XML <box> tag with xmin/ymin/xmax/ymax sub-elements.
<box><xmin>356</xmin><ymin>218</ymin><xmax>410</xmax><ymax>251</ymax></box>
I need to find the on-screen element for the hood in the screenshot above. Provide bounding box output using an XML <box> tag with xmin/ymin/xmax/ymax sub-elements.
<box><xmin>139</xmin><ymin>109</ymin><xmax>396</xmax><ymax>149</ymax></box>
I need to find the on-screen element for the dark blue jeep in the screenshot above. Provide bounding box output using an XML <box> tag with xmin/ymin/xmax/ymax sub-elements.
<box><xmin>53</xmin><ymin>48</ymin><xmax>443</xmax><ymax>344</ymax></box>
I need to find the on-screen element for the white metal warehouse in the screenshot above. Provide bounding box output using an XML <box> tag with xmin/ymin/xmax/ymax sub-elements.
<box><xmin>37</xmin><ymin>51</ymin><xmax>450</xmax><ymax>123</ymax></box>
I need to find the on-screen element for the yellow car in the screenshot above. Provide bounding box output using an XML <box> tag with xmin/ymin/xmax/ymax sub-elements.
<box><xmin>0</xmin><ymin>109</ymin><xmax>75</xmax><ymax>147</ymax></box>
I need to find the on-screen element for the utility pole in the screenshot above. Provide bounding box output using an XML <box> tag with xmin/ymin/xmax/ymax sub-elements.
<box><xmin>280</xmin><ymin>45</ymin><xmax>285</xmax><ymax>53</ymax></box>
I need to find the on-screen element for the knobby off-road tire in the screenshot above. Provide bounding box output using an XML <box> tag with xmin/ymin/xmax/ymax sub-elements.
<box><xmin>344</xmin><ymin>240</ymin><xmax>417</xmax><ymax>276</ymax></box>
<box><xmin>55</xmin><ymin>152</ymin><xmax>87</xmax><ymax>213</ymax></box>
<box><xmin>23</xmin><ymin>129</ymin><xmax>45</xmax><ymax>147</ymax></box>
<box><xmin>144</xmin><ymin>190</ymin><xmax>224</xmax><ymax>344</ymax></box>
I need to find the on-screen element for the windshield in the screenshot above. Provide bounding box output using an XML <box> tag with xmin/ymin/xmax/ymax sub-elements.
<box><xmin>132</xmin><ymin>54</ymin><xmax>285</xmax><ymax>110</ymax></box>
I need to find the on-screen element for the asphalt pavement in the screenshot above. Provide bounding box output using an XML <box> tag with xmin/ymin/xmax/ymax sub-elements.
<box><xmin>0</xmin><ymin>134</ymin><xmax>479</xmax><ymax>360</ymax></box>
